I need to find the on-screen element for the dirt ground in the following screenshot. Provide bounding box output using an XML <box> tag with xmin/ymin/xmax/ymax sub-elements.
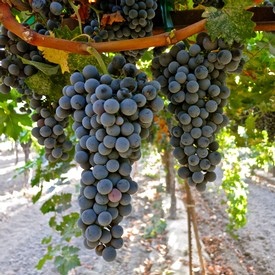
<box><xmin>0</xmin><ymin>147</ymin><xmax>275</xmax><ymax>275</ymax></box>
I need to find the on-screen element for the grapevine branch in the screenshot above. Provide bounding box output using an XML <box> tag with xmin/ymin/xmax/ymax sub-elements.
<box><xmin>0</xmin><ymin>2</ymin><xmax>206</xmax><ymax>54</ymax></box>
<box><xmin>1</xmin><ymin>3</ymin><xmax>275</xmax><ymax>55</ymax></box>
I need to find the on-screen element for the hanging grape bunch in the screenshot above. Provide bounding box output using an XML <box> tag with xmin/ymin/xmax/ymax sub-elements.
<box><xmin>0</xmin><ymin>25</ymin><xmax>74</xmax><ymax>162</ymax></box>
<box><xmin>152</xmin><ymin>32</ymin><xmax>244</xmax><ymax>191</ymax></box>
<box><xmin>83</xmin><ymin>0</ymin><xmax>158</xmax><ymax>63</ymax></box>
<box><xmin>0</xmin><ymin>25</ymin><xmax>44</xmax><ymax>111</ymax></box>
<box><xmin>56</xmin><ymin>55</ymin><xmax>164</xmax><ymax>261</ymax></box>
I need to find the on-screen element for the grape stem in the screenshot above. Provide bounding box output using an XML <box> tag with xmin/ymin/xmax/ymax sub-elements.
<box><xmin>0</xmin><ymin>3</ymin><xmax>274</xmax><ymax>55</ymax></box>
<box><xmin>0</xmin><ymin>2</ymin><xmax>206</xmax><ymax>54</ymax></box>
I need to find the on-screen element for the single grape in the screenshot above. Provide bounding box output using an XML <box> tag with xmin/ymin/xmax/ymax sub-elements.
<box><xmin>100</xmin><ymin>229</ymin><xmax>112</xmax><ymax>244</ymax></box>
<box><xmin>85</xmin><ymin>224</ymin><xmax>102</xmax><ymax>242</ymax></box>
<box><xmin>102</xmin><ymin>246</ymin><xmax>117</xmax><ymax>262</ymax></box>
<box><xmin>97</xmin><ymin>211</ymin><xmax>113</xmax><ymax>226</ymax></box>
<box><xmin>50</xmin><ymin>1</ymin><xmax>63</xmax><ymax>16</ymax></box>
<box><xmin>81</xmin><ymin>209</ymin><xmax>97</xmax><ymax>225</ymax></box>
<box><xmin>108</xmin><ymin>188</ymin><xmax>122</xmax><ymax>202</ymax></box>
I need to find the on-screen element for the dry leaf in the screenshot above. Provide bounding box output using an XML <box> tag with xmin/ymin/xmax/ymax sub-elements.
<box><xmin>101</xmin><ymin>11</ymin><xmax>125</xmax><ymax>28</ymax></box>
<box><xmin>38</xmin><ymin>46</ymin><xmax>69</xmax><ymax>74</ymax></box>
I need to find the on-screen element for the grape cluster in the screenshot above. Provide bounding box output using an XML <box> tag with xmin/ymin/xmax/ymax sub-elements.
<box><xmin>31</xmin><ymin>0</ymin><xmax>74</xmax><ymax>32</ymax></box>
<box><xmin>192</xmin><ymin>0</ymin><xmax>224</xmax><ymax>8</ymax></box>
<box><xmin>0</xmin><ymin>25</ymin><xmax>44</xmax><ymax>112</ymax></box>
<box><xmin>255</xmin><ymin>112</ymin><xmax>275</xmax><ymax>142</ymax></box>
<box><xmin>31</xmin><ymin>98</ymin><xmax>73</xmax><ymax>163</ymax></box>
<box><xmin>0</xmin><ymin>25</ymin><xmax>74</xmax><ymax>159</ymax></box>
<box><xmin>152</xmin><ymin>32</ymin><xmax>244</xmax><ymax>191</ymax></box>
<box><xmin>83</xmin><ymin>0</ymin><xmax>158</xmax><ymax>63</ymax></box>
<box><xmin>57</xmin><ymin>55</ymin><xmax>163</xmax><ymax>261</ymax></box>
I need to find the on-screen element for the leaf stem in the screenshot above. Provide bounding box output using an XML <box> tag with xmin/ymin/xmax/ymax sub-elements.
<box><xmin>86</xmin><ymin>46</ymin><xmax>107</xmax><ymax>74</ymax></box>
<box><xmin>68</xmin><ymin>0</ymin><xmax>82</xmax><ymax>35</ymax></box>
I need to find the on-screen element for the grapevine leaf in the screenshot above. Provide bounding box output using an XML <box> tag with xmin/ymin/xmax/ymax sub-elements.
<box><xmin>41</xmin><ymin>236</ymin><xmax>52</xmax><ymax>245</ymax></box>
<box><xmin>55</xmin><ymin>213</ymin><xmax>81</xmax><ymax>241</ymax></box>
<box><xmin>38</xmin><ymin>46</ymin><xmax>70</xmax><ymax>74</ymax></box>
<box><xmin>40</xmin><ymin>193</ymin><xmax>72</xmax><ymax>214</ymax></box>
<box><xmin>2</xmin><ymin>105</ymin><xmax>31</xmax><ymax>140</ymax></box>
<box><xmin>36</xmin><ymin>245</ymin><xmax>55</xmax><ymax>270</ymax></box>
<box><xmin>68</xmin><ymin>53</ymin><xmax>111</xmax><ymax>74</ymax></box>
<box><xmin>269</xmin><ymin>44</ymin><xmax>275</xmax><ymax>56</ymax></box>
<box><xmin>53</xmin><ymin>25</ymin><xmax>81</xmax><ymax>40</ymax></box>
<box><xmin>54</xmin><ymin>246</ymin><xmax>80</xmax><ymax>275</ymax></box>
<box><xmin>49</xmin><ymin>216</ymin><xmax>57</xmax><ymax>228</ymax></box>
<box><xmin>36</xmin><ymin>253</ymin><xmax>53</xmax><ymax>270</ymax></box>
<box><xmin>32</xmin><ymin>185</ymin><xmax>43</xmax><ymax>203</ymax></box>
<box><xmin>18</xmin><ymin>56</ymin><xmax>59</xmax><ymax>76</ymax></box>
<box><xmin>224</xmin><ymin>0</ymin><xmax>255</xmax><ymax>9</ymax></box>
<box><xmin>25</xmin><ymin>71</ymin><xmax>69</xmax><ymax>101</ymax></box>
<box><xmin>0</xmin><ymin>108</ymin><xmax>7</xmax><ymax>124</ymax></box>
<box><xmin>245</xmin><ymin>114</ymin><xmax>256</xmax><ymax>137</ymax></box>
<box><xmin>205</xmin><ymin>7</ymin><xmax>256</xmax><ymax>44</ymax></box>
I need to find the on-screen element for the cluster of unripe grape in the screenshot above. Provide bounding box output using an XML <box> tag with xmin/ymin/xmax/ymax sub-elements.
<box><xmin>152</xmin><ymin>32</ymin><xmax>244</xmax><ymax>191</ymax></box>
<box><xmin>56</xmin><ymin>54</ymin><xmax>163</xmax><ymax>261</ymax></box>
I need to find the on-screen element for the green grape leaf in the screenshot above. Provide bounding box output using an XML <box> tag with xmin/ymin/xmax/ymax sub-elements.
<box><xmin>245</xmin><ymin>114</ymin><xmax>256</xmax><ymax>137</ymax></box>
<box><xmin>40</xmin><ymin>193</ymin><xmax>72</xmax><ymax>214</ymax></box>
<box><xmin>49</xmin><ymin>216</ymin><xmax>57</xmax><ymax>228</ymax></box>
<box><xmin>68</xmin><ymin>53</ymin><xmax>111</xmax><ymax>74</ymax></box>
<box><xmin>55</xmin><ymin>213</ymin><xmax>81</xmax><ymax>241</ymax></box>
<box><xmin>205</xmin><ymin>6</ymin><xmax>256</xmax><ymax>44</ymax></box>
<box><xmin>54</xmin><ymin>246</ymin><xmax>80</xmax><ymax>275</ymax></box>
<box><xmin>18</xmin><ymin>56</ymin><xmax>60</xmax><ymax>76</ymax></box>
<box><xmin>224</xmin><ymin>0</ymin><xmax>254</xmax><ymax>9</ymax></box>
<box><xmin>32</xmin><ymin>185</ymin><xmax>43</xmax><ymax>203</ymax></box>
<box><xmin>36</xmin><ymin>250</ymin><xmax>53</xmax><ymax>270</ymax></box>
<box><xmin>1</xmin><ymin>105</ymin><xmax>32</xmax><ymax>140</ymax></box>
<box><xmin>0</xmin><ymin>108</ymin><xmax>7</xmax><ymax>124</ymax></box>
<box><xmin>25</xmin><ymin>71</ymin><xmax>69</xmax><ymax>101</ymax></box>
<box><xmin>53</xmin><ymin>25</ymin><xmax>81</xmax><ymax>40</ymax></box>
<box><xmin>41</xmin><ymin>236</ymin><xmax>52</xmax><ymax>245</ymax></box>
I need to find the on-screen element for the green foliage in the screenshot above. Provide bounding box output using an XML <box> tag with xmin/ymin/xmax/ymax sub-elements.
<box><xmin>25</xmin><ymin>71</ymin><xmax>70</xmax><ymax>101</ymax></box>
<box><xmin>225</xmin><ymin>32</ymin><xmax>275</xmax><ymax>145</ymax></box>
<box><xmin>0</xmin><ymin>90</ymin><xmax>32</xmax><ymax>140</ymax></box>
<box><xmin>41</xmin><ymin>193</ymin><xmax>72</xmax><ymax>214</ymax></box>
<box><xmin>36</xmin><ymin>194</ymin><xmax>81</xmax><ymax>273</ymax></box>
<box><xmin>68</xmin><ymin>52</ymin><xmax>110</xmax><ymax>75</ymax></box>
<box><xmin>174</xmin><ymin>0</ymin><xmax>194</xmax><ymax>10</ymax></box>
<box><xmin>217</xmin><ymin>129</ymin><xmax>248</xmax><ymax>234</ymax></box>
<box><xmin>19</xmin><ymin>56</ymin><xmax>60</xmax><ymax>75</ymax></box>
<box><xmin>54</xmin><ymin>246</ymin><xmax>81</xmax><ymax>275</ymax></box>
<box><xmin>249</xmin><ymin>135</ymin><xmax>275</xmax><ymax>171</ymax></box>
<box><xmin>49</xmin><ymin>212</ymin><xmax>82</xmax><ymax>241</ymax></box>
<box><xmin>204</xmin><ymin>3</ymin><xmax>256</xmax><ymax>44</ymax></box>
<box><xmin>53</xmin><ymin>25</ymin><xmax>81</xmax><ymax>40</ymax></box>
<box><xmin>144</xmin><ymin>218</ymin><xmax>167</xmax><ymax>238</ymax></box>
<box><xmin>143</xmin><ymin>186</ymin><xmax>167</xmax><ymax>238</ymax></box>
<box><xmin>222</xmin><ymin>162</ymin><xmax>248</xmax><ymax>234</ymax></box>
<box><xmin>36</xmin><ymin>243</ymin><xmax>80</xmax><ymax>275</ymax></box>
